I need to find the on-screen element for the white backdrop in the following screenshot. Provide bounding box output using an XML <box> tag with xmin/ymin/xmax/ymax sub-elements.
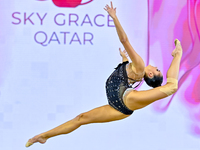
<box><xmin>0</xmin><ymin>0</ymin><xmax>199</xmax><ymax>150</ymax></box>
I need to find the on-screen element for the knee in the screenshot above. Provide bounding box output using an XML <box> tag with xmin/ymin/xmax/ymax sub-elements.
<box><xmin>74</xmin><ymin>113</ymin><xmax>87</xmax><ymax>125</ymax></box>
<box><xmin>167</xmin><ymin>80</ymin><xmax>178</xmax><ymax>95</ymax></box>
<box><xmin>160</xmin><ymin>82</ymin><xmax>178</xmax><ymax>96</ymax></box>
<box><xmin>172</xmin><ymin>85</ymin><xmax>178</xmax><ymax>93</ymax></box>
<box><xmin>168</xmin><ymin>78</ymin><xmax>178</xmax><ymax>94</ymax></box>
<box><xmin>168</xmin><ymin>86</ymin><xmax>178</xmax><ymax>95</ymax></box>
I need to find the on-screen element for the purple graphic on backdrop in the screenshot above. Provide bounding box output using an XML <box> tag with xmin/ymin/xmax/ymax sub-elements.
<box><xmin>148</xmin><ymin>0</ymin><xmax>200</xmax><ymax>136</ymax></box>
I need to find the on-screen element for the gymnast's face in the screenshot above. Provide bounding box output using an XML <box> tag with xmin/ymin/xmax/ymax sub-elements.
<box><xmin>146</xmin><ymin>65</ymin><xmax>163</xmax><ymax>78</ymax></box>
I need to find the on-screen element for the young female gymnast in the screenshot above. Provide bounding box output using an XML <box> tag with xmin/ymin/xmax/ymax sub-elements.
<box><xmin>25</xmin><ymin>2</ymin><xmax>182</xmax><ymax>147</ymax></box>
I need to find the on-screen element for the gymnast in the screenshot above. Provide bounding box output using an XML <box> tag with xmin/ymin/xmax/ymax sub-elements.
<box><xmin>25</xmin><ymin>2</ymin><xmax>182</xmax><ymax>147</ymax></box>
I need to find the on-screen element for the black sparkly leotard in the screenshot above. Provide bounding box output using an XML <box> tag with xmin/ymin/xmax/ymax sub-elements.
<box><xmin>106</xmin><ymin>61</ymin><xmax>134</xmax><ymax>115</ymax></box>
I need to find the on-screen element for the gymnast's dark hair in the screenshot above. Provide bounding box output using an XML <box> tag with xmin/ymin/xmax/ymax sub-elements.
<box><xmin>144</xmin><ymin>74</ymin><xmax>163</xmax><ymax>88</ymax></box>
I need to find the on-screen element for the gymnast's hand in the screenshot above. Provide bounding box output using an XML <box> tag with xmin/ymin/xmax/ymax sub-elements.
<box><xmin>119</xmin><ymin>48</ymin><xmax>128</xmax><ymax>57</ymax></box>
<box><xmin>104</xmin><ymin>1</ymin><xmax>116</xmax><ymax>19</ymax></box>
<box><xmin>172</xmin><ymin>39</ymin><xmax>183</xmax><ymax>57</ymax></box>
<box><xmin>119</xmin><ymin>48</ymin><xmax>129</xmax><ymax>62</ymax></box>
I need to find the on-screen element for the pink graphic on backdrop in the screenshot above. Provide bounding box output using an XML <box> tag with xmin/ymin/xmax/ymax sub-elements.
<box><xmin>148</xmin><ymin>0</ymin><xmax>200</xmax><ymax>136</ymax></box>
<box><xmin>52</xmin><ymin>0</ymin><xmax>93</xmax><ymax>8</ymax></box>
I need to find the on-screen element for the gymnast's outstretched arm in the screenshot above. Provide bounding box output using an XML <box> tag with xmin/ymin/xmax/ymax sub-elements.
<box><xmin>104</xmin><ymin>2</ymin><xmax>145</xmax><ymax>73</ymax></box>
<box><xmin>124</xmin><ymin>39</ymin><xmax>182</xmax><ymax>110</ymax></box>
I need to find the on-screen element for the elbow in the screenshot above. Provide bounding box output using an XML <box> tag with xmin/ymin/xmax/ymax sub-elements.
<box><xmin>120</xmin><ymin>37</ymin><xmax>128</xmax><ymax>44</ymax></box>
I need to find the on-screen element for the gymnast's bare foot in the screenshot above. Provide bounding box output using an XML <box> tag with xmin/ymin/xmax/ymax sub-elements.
<box><xmin>25</xmin><ymin>134</ymin><xmax>47</xmax><ymax>147</ymax></box>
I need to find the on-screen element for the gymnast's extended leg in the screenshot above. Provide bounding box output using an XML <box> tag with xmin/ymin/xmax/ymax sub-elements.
<box><xmin>124</xmin><ymin>39</ymin><xmax>182</xmax><ymax>110</ymax></box>
<box><xmin>26</xmin><ymin>105</ymin><xmax>129</xmax><ymax>147</ymax></box>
